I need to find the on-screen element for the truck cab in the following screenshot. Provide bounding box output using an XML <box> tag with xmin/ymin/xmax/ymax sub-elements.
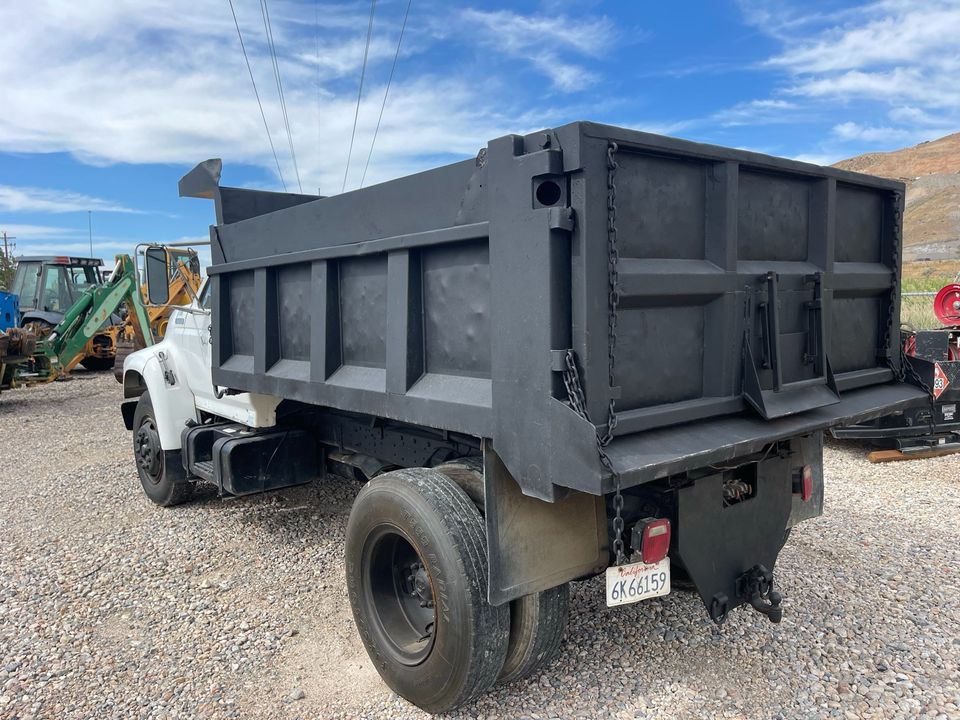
<box><xmin>121</xmin><ymin>275</ymin><xmax>280</xmax><ymax>459</ymax></box>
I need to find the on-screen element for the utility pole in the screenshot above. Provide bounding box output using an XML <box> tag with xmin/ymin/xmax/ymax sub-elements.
<box><xmin>2</xmin><ymin>231</ymin><xmax>13</xmax><ymax>261</ymax></box>
<box><xmin>88</xmin><ymin>210</ymin><xmax>93</xmax><ymax>259</ymax></box>
<box><xmin>1</xmin><ymin>231</ymin><xmax>15</xmax><ymax>290</ymax></box>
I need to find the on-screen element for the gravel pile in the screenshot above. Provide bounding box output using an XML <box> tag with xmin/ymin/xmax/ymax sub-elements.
<box><xmin>1</xmin><ymin>372</ymin><xmax>958</xmax><ymax>719</ymax></box>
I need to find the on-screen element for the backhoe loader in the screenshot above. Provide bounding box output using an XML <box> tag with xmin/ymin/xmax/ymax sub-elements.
<box><xmin>10</xmin><ymin>246</ymin><xmax>201</xmax><ymax>387</ymax></box>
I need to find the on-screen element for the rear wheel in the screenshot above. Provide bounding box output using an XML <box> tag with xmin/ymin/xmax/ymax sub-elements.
<box><xmin>345</xmin><ymin>468</ymin><xmax>509</xmax><ymax>713</ymax></box>
<box><xmin>132</xmin><ymin>392</ymin><xmax>193</xmax><ymax>507</ymax></box>
<box><xmin>499</xmin><ymin>584</ymin><xmax>570</xmax><ymax>684</ymax></box>
<box><xmin>433</xmin><ymin>458</ymin><xmax>570</xmax><ymax>684</ymax></box>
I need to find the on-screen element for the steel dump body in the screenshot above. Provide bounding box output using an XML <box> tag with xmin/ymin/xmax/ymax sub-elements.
<box><xmin>201</xmin><ymin>121</ymin><xmax>926</xmax><ymax>500</ymax></box>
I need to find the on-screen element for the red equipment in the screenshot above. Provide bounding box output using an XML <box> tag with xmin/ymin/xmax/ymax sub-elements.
<box><xmin>933</xmin><ymin>283</ymin><xmax>960</xmax><ymax>326</ymax></box>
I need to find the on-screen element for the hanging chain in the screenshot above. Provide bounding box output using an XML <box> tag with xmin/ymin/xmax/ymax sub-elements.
<box><xmin>882</xmin><ymin>192</ymin><xmax>905</xmax><ymax>382</ymax></box>
<box><xmin>559</xmin><ymin>142</ymin><xmax>626</xmax><ymax>565</ymax></box>
<box><xmin>604</xmin><ymin>142</ymin><xmax>625</xmax><ymax>564</ymax></box>
<box><xmin>881</xmin><ymin>191</ymin><xmax>937</xmax><ymax>431</ymax></box>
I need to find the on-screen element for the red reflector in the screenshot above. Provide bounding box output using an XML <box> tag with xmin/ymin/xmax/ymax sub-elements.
<box><xmin>800</xmin><ymin>464</ymin><xmax>814</xmax><ymax>502</ymax></box>
<box><xmin>640</xmin><ymin>518</ymin><xmax>671</xmax><ymax>565</ymax></box>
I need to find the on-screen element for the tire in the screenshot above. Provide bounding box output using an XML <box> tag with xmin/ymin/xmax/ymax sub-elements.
<box><xmin>113</xmin><ymin>341</ymin><xmax>135</xmax><ymax>383</ymax></box>
<box><xmin>132</xmin><ymin>392</ymin><xmax>193</xmax><ymax>507</ymax></box>
<box><xmin>498</xmin><ymin>583</ymin><xmax>570</xmax><ymax>684</ymax></box>
<box><xmin>80</xmin><ymin>355</ymin><xmax>116</xmax><ymax>372</ymax></box>
<box><xmin>345</xmin><ymin>468</ymin><xmax>509</xmax><ymax>713</ymax></box>
<box><xmin>433</xmin><ymin>456</ymin><xmax>484</xmax><ymax>510</ymax></box>
<box><xmin>433</xmin><ymin>458</ymin><xmax>570</xmax><ymax>684</ymax></box>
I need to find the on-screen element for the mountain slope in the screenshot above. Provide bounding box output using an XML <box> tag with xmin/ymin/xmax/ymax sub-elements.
<box><xmin>834</xmin><ymin>133</ymin><xmax>960</xmax><ymax>261</ymax></box>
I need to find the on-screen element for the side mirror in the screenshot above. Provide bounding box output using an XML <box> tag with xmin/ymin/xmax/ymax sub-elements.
<box><xmin>145</xmin><ymin>247</ymin><xmax>170</xmax><ymax>305</ymax></box>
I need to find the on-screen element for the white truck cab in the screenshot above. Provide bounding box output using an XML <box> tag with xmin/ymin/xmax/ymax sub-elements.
<box><xmin>120</xmin><ymin>279</ymin><xmax>281</xmax><ymax>503</ymax></box>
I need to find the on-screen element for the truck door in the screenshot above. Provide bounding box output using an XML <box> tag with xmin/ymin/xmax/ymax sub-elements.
<box><xmin>168</xmin><ymin>282</ymin><xmax>216</xmax><ymax>402</ymax></box>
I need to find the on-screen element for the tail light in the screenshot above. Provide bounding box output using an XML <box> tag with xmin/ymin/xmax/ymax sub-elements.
<box><xmin>793</xmin><ymin>464</ymin><xmax>814</xmax><ymax>502</ymax></box>
<box><xmin>635</xmin><ymin>517</ymin><xmax>671</xmax><ymax>565</ymax></box>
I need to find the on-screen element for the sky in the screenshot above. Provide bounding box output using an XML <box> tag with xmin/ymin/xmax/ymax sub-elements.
<box><xmin>1</xmin><ymin>0</ymin><xmax>958</xmax><ymax>268</ymax></box>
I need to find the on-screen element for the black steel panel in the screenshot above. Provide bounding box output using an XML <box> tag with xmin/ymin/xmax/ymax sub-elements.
<box><xmin>616</xmin><ymin>305</ymin><xmax>704</xmax><ymax>408</ymax></box>
<box><xmin>339</xmin><ymin>256</ymin><xmax>387</xmax><ymax>369</ymax></box>
<box><xmin>422</xmin><ymin>240</ymin><xmax>491</xmax><ymax>378</ymax></box>
<box><xmin>836</xmin><ymin>184</ymin><xmax>883</xmax><ymax>263</ymax></box>
<box><xmin>227</xmin><ymin>271</ymin><xmax>255</xmax><ymax>358</ymax></box>
<box><xmin>738</xmin><ymin>170</ymin><xmax>810</xmax><ymax>261</ymax></box>
<box><xmin>830</xmin><ymin>295</ymin><xmax>882</xmax><ymax>373</ymax></box>
<box><xmin>277</xmin><ymin>265</ymin><xmax>311</xmax><ymax>362</ymax></box>
<box><xmin>616</xmin><ymin>153</ymin><xmax>707</xmax><ymax>259</ymax></box>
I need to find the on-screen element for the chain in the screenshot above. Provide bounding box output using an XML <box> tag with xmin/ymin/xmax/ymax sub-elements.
<box><xmin>882</xmin><ymin>192</ymin><xmax>906</xmax><ymax>382</ymax></box>
<box><xmin>882</xmin><ymin>191</ymin><xmax>937</xmax><ymax>431</ymax></box>
<box><xmin>604</xmin><ymin>142</ymin><xmax>625</xmax><ymax>565</ymax></box>
<box><xmin>559</xmin><ymin>142</ymin><xmax>626</xmax><ymax>565</ymax></box>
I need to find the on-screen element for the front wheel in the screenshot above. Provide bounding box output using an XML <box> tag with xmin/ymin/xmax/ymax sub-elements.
<box><xmin>132</xmin><ymin>392</ymin><xmax>193</xmax><ymax>507</ymax></box>
<box><xmin>345</xmin><ymin>468</ymin><xmax>509</xmax><ymax>713</ymax></box>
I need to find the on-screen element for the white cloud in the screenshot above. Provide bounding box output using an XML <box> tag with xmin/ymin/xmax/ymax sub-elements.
<box><xmin>13</xmin><ymin>241</ymin><xmax>128</xmax><ymax>260</ymax></box>
<box><xmin>0</xmin><ymin>224</ymin><xmax>84</xmax><ymax>240</ymax></box>
<box><xmin>790</xmin><ymin>152</ymin><xmax>844</xmax><ymax>166</ymax></box>
<box><xmin>457</xmin><ymin>9</ymin><xmax>615</xmax><ymax>92</ymax></box>
<box><xmin>754</xmin><ymin>0</ymin><xmax>960</xmax><ymax>113</ymax></box>
<box><xmin>733</xmin><ymin>0</ymin><xmax>960</xmax><ymax>159</ymax></box>
<box><xmin>0</xmin><ymin>1</ymin><xmax>606</xmax><ymax>195</ymax></box>
<box><xmin>0</xmin><ymin>186</ymin><xmax>142</xmax><ymax>214</ymax></box>
<box><xmin>765</xmin><ymin>1</ymin><xmax>960</xmax><ymax>75</ymax></box>
<box><xmin>710</xmin><ymin>99</ymin><xmax>801</xmax><ymax>127</ymax></box>
<box><xmin>832</xmin><ymin>121</ymin><xmax>918</xmax><ymax>144</ymax></box>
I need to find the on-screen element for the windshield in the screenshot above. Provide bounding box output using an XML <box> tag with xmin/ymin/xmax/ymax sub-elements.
<box><xmin>37</xmin><ymin>264</ymin><xmax>102</xmax><ymax>313</ymax></box>
<box><xmin>68</xmin><ymin>266</ymin><xmax>101</xmax><ymax>292</ymax></box>
<box><xmin>169</xmin><ymin>250</ymin><xmax>196</xmax><ymax>277</ymax></box>
<box><xmin>11</xmin><ymin>262</ymin><xmax>42</xmax><ymax>308</ymax></box>
<box><xmin>199</xmin><ymin>278</ymin><xmax>211</xmax><ymax>310</ymax></box>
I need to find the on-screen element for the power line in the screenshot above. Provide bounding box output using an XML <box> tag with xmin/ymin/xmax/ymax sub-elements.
<box><xmin>226</xmin><ymin>0</ymin><xmax>288</xmax><ymax>191</ymax></box>
<box><xmin>360</xmin><ymin>0</ymin><xmax>412</xmax><ymax>188</ymax></box>
<box><xmin>316</xmin><ymin>0</ymin><xmax>322</xmax><ymax>191</ymax></box>
<box><xmin>342</xmin><ymin>0</ymin><xmax>377</xmax><ymax>193</ymax></box>
<box><xmin>260</xmin><ymin>0</ymin><xmax>303</xmax><ymax>193</ymax></box>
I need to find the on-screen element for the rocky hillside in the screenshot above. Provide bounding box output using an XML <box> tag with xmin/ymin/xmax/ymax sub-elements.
<box><xmin>834</xmin><ymin>133</ymin><xmax>960</xmax><ymax>263</ymax></box>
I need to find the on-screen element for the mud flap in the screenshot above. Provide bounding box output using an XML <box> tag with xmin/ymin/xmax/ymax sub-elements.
<box><xmin>675</xmin><ymin>455</ymin><xmax>793</xmax><ymax>623</ymax></box>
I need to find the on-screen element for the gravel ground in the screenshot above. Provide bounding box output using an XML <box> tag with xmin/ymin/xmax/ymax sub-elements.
<box><xmin>1</xmin><ymin>372</ymin><xmax>959</xmax><ymax>720</ymax></box>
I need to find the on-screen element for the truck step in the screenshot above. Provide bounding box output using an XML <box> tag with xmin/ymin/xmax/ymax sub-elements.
<box><xmin>191</xmin><ymin>460</ymin><xmax>215</xmax><ymax>481</ymax></box>
<box><xmin>181</xmin><ymin>423</ymin><xmax>317</xmax><ymax>495</ymax></box>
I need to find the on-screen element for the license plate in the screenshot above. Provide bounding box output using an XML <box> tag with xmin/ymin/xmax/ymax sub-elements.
<box><xmin>605</xmin><ymin>557</ymin><xmax>671</xmax><ymax>607</ymax></box>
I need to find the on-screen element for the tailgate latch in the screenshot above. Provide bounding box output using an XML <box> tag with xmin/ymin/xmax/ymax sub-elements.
<box><xmin>736</xmin><ymin>564</ymin><xmax>783</xmax><ymax>623</ymax></box>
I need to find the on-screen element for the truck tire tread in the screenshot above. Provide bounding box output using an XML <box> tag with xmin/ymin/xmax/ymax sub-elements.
<box><xmin>345</xmin><ymin>468</ymin><xmax>509</xmax><ymax>713</ymax></box>
<box><xmin>499</xmin><ymin>583</ymin><xmax>570</xmax><ymax>684</ymax></box>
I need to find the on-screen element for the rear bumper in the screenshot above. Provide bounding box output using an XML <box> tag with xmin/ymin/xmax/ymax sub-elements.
<box><xmin>605</xmin><ymin>383</ymin><xmax>929</xmax><ymax>491</ymax></box>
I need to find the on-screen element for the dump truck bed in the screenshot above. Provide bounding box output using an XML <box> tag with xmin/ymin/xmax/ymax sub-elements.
<box><xmin>196</xmin><ymin>121</ymin><xmax>926</xmax><ymax>501</ymax></box>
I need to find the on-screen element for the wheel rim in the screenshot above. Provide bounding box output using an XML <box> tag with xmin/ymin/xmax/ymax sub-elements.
<box><xmin>363</xmin><ymin>526</ymin><xmax>437</xmax><ymax>666</ymax></box>
<box><xmin>134</xmin><ymin>418</ymin><xmax>163</xmax><ymax>484</ymax></box>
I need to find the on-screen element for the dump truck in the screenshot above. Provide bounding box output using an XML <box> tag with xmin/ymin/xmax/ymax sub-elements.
<box><xmin>121</xmin><ymin>122</ymin><xmax>927</xmax><ymax>713</ymax></box>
